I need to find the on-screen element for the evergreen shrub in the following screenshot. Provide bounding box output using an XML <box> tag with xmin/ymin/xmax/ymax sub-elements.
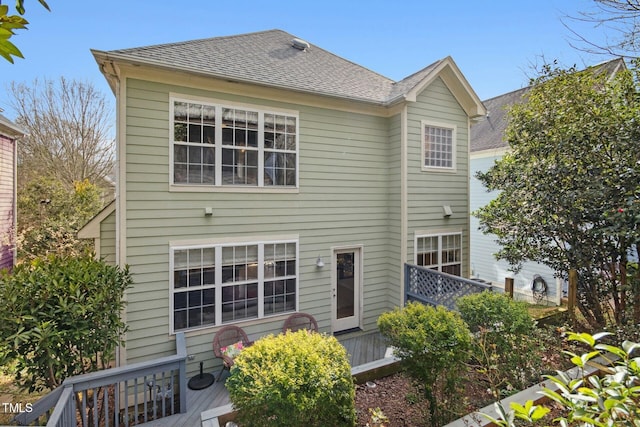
<box><xmin>377</xmin><ymin>301</ymin><xmax>471</xmax><ymax>425</ymax></box>
<box><xmin>458</xmin><ymin>291</ymin><xmax>542</xmax><ymax>392</ymax></box>
<box><xmin>225</xmin><ymin>330</ymin><xmax>356</xmax><ymax>427</ymax></box>
<box><xmin>0</xmin><ymin>253</ymin><xmax>131</xmax><ymax>392</ymax></box>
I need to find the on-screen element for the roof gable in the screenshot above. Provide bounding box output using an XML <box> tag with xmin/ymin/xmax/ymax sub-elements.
<box><xmin>397</xmin><ymin>56</ymin><xmax>485</xmax><ymax>117</ymax></box>
<box><xmin>92</xmin><ymin>29</ymin><xmax>484</xmax><ymax>116</ymax></box>
<box><xmin>78</xmin><ymin>200</ymin><xmax>115</xmax><ymax>239</ymax></box>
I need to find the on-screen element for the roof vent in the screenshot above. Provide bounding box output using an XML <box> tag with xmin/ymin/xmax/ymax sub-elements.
<box><xmin>291</xmin><ymin>38</ymin><xmax>310</xmax><ymax>51</ymax></box>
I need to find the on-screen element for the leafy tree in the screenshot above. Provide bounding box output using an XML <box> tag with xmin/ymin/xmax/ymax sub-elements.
<box><xmin>0</xmin><ymin>0</ymin><xmax>50</xmax><ymax>63</ymax></box>
<box><xmin>9</xmin><ymin>77</ymin><xmax>114</xmax><ymax>190</ymax></box>
<box><xmin>17</xmin><ymin>176</ymin><xmax>103</xmax><ymax>261</ymax></box>
<box><xmin>0</xmin><ymin>253</ymin><xmax>131</xmax><ymax>392</ymax></box>
<box><xmin>475</xmin><ymin>61</ymin><xmax>640</xmax><ymax>328</ymax></box>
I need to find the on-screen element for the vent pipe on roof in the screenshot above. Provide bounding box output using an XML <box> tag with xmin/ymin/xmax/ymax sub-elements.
<box><xmin>291</xmin><ymin>38</ymin><xmax>310</xmax><ymax>51</ymax></box>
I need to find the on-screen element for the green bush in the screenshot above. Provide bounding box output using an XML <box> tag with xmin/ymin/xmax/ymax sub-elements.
<box><xmin>225</xmin><ymin>330</ymin><xmax>356</xmax><ymax>427</ymax></box>
<box><xmin>377</xmin><ymin>301</ymin><xmax>471</xmax><ymax>425</ymax></box>
<box><xmin>486</xmin><ymin>332</ymin><xmax>640</xmax><ymax>427</ymax></box>
<box><xmin>457</xmin><ymin>291</ymin><xmax>543</xmax><ymax>394</ymax></box>
<box><xmin>0</xmin><ymin>254</ymin><xmax>131</xmax><ymax>392</ymax></box>
<box><xmin>457</xmin><ymin>291</ymin><xmax>534</xmax><ymax>335</ymax></box>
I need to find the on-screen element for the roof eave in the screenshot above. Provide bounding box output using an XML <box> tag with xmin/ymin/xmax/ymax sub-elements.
<box><xmin>0</xmin><ymin>115</ymin><xmax>26</xmax><ymax>138</ymax></box>
<box><xmin>92</xmin><ymin>50</ymin><xmax>391</xmax><ymax>107</ymax></box>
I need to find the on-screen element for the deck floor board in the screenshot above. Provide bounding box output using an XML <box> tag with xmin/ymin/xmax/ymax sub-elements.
<box><xmin>145</xmin><ymin>332</ymin><xmax>388</xmax><ymax>426</ymax></box>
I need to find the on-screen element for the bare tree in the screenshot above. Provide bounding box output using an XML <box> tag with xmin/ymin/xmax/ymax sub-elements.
<box><xmin>9</xmin><ymin>77</ymin><xmax>114</xmax><ymax>189</ymax></box>
<box><xmin>563</xmin><ymin>0</ymin><xmax>640</xmax><ymax>57</ymax></box>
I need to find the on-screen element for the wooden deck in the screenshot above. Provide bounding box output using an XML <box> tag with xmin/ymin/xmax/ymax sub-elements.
<box><xmin>145</xmin><ymin>331</ymin><xmax>390</xmax><ymax>427</ymax></box>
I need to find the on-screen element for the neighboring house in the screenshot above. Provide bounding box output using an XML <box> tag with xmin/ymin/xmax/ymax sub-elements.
<box><xmin>469</xmin><ymin>58</ymin><xmax>626</xmax><ymax>305</ymax></box>
<box><xmin>0</xmin><ymin>113</ymin><xmax>23</xmax><ymax>271</ymax></box>
<box><xmin>83</xmin><ymin>29</ymin><xmax>485</xmax><ymax>374</ymax></box>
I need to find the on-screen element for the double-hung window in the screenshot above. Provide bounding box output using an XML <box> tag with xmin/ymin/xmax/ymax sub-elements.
<box><xmin>172</xmin><ymin>97</ymin><xmax>298</xmax><ymax>188</ymax></box>
<box><xmin>170</xmin><ymin>239</ymin><xmax>298</xmax><ymax>333</ymax></box>
<box><xmin>415</xmin><ymin>232</ymin><xmax>462</xmax><ymax>276</ymax></box>
<box><xmin>422</xmin><ymin>121</ymin><xmax>456</xmax><ymax>171</ymax></box>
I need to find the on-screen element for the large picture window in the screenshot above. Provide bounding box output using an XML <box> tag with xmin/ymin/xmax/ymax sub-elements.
<box><xmin>415</xmin><ymin>232</ymin><xmax>462</xmax><ymax>276</ymax></box>
<box><xmin>171</xmin><ymin>239</ymin><xmax>298</xmax><ymax>333</ymax></box>
<box><xmin>422</xmin><ymin>121</ymin><xmax>455</xmax><ymax>170</ymax></box>
<box><xmin>171</xmin><ymin>97</ymin><xmax>298</xmax><ymax>188</ymax></box>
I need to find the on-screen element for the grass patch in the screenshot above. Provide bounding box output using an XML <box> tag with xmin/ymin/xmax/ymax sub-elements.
<box><xmin>528</xmin><ymin>304</ymin><xmax>565</xmax><ymax>319</ymax></box>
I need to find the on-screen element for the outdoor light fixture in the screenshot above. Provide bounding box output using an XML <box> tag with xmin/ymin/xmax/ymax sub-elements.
<box><xmin>316</xmin><ymin>256</ymin><xmax>325</xmax><ymax>268</ymax></box>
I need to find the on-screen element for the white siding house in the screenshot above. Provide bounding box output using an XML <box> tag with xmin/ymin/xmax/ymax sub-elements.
<box><xmin>469</xmin><ymin>58</ymin><xmax>626</xmax><ymax>305</ymax></box>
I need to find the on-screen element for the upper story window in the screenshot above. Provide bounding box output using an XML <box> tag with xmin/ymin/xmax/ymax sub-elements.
<box><xmin>170</xmin><ymin>238</ymin><xmax>298</xmax><ymax>333</ymax></box>
<box><xmin>415</xmin><ymin>232</ymin><xmax>462</xmax><ymax>276</ymax></box>
<box><xmin>171</xmin><ymin>97</ymin><xmax>298</xmax><ymax>188</ymax></box>
<box><xmin>422</xmin><ymin>121</ymin><xmax>456</xmax><ymax>171</ymax></box>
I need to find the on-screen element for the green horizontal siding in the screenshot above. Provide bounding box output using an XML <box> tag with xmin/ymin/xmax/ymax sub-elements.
<box><xmin>405</xmin><ymin>77</ymin><xmax>471</xmax><ymax>276</ymax></box>
<box><xmin>99</xmin><ymin>210</ymin><xmax>116</xmax><ymax>265</ymax></box>
<box><xmin>122</xmin><ymin>78</ymin><xmax>396</xmax><ymax>368</ymax></box>
<box><xmin>112</xmin><ymin>74</ymin><xmax>474</xmax><ymax>376</ymax></box>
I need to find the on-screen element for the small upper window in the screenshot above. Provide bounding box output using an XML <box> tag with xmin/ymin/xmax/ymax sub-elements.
<box><xmin>422</xmin><ymin>122</ymin><xmax>455</xmax><ymax>171</ymax></box>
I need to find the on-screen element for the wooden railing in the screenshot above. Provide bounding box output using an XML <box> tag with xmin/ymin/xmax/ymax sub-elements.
<box><xmin>405</xmin><ymin>264</ymin><xmax>494</xmax><ymax>310</ymax></box>
<box><xmin>14</xmin><ymin>333</ymin><xmax>187</xmax><ymax>427</ymax></box>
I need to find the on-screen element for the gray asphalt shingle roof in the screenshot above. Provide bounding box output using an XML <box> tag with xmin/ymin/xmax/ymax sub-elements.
<box><xmin>470</xmin><ymin>57</ymin><xmax>626</xmax><ymax>153</ymax></box>
<box><xmin>100</xmin><ymin>29</ymin><xmax>443</xmax><ymax>105</ymax></box>
<box><xmin>470</xmin><ymin>87</ymin><xmax>528</xmax><ymax>152</ymax></box>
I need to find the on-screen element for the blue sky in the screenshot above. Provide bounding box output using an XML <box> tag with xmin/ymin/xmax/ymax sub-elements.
<box><xmin>0</xmin><ymin>1</ymin><xmax>616</xmax><ymax>120</ymax></box>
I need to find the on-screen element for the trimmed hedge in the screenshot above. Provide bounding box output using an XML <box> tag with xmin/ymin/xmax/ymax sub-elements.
<box><xmin>226</xmin><ymin>330</ymin><xmax>356</xmax><ymax>427</ymax></box>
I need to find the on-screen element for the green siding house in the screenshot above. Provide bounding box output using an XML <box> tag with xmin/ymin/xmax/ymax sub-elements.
<box><xmin>84</xmin><ymin>29</ymin><xmax>485</xmax><ymax>374</ymax></box>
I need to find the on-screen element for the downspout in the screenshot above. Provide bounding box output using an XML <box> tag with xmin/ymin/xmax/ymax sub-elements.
<box><xmin>101</xmin><ymin>59</ymin><xmax>126</xmax><ymax>367</ymax></box>
<box><xmin>115</xmin><ymin>69</ymin><xmax>127</xmax><ymax>368</ymax></box>
<box><xmin>400</xmin><ymin>104</ymin><xmax>408</xmax><ymax>305</ymax></box>
<box><xmin>12</xmin><ymin>135</ymin><xmax>17</xmax><ymax>267</ymax></box>
<box><xmin>466</xmin><ymin>116</ymin><xmax>472</xmax><ymax>278</ymax></box>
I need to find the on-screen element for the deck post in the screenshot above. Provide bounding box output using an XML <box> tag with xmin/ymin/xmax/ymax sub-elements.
<box><xmin>568</xmin><ymin>269</ymin><xmax>578</xmax><ymax>316</ymax></box>
<box><xmin>404</xmin><ymin>263</ymin><xmax>410</xmax><ymax>305</ymax></box>
<box><xmin>504</xmin><ymin>277</ymin><xmax>514</xmax><ymax>299</ymax></box>
<box><xmin>176</xmin><ymin>332</ymin><xmax>188</xmax><ymax>413</ymax></box>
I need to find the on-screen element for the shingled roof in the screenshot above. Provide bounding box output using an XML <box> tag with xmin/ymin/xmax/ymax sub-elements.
<box><xmin>92</xmin><ymin>29</ymin><xmax>476</xmax><ymax>109</ymax></box>
<box><xmin>471</xmin><ymin>57</ymin><xmax>626</xmax><ymax>153</ymax></box>
<box><xmin>470</xmin><ymin>87</ymin><xmax>528</xmax><ymax>153</ymax></box>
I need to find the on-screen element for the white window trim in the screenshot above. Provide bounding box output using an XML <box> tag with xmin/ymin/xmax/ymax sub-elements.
<box><xmin>169</xmin><ymin>236</ymin><xmax>299</xmax><ymax>335</ymax></box>
<box><xmin>420</xmin><ymin>120</ymin><xmax>457</xmax><ymax>173</ymax></box>
<box><xmin>414</xmin><ymin>231</ymin><xmax>462</xmax><ymax>272</ymax></box>
<box><xmin>169</xmin><ymin>94</ymin><xmax>300</xmax><ymax>191</ymax></box>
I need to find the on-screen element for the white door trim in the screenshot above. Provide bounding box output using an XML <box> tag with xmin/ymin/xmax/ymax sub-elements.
<box><xmin>331</xmin><ymin>245</ymin><xmax>363</xmax><ymax>333</ymax></box>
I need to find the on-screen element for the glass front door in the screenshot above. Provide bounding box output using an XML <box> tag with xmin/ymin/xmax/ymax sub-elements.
<box><xmin>332</xmin><ymin>247</ymin><xmax>361</xmax><ymax>332</ymax></box>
